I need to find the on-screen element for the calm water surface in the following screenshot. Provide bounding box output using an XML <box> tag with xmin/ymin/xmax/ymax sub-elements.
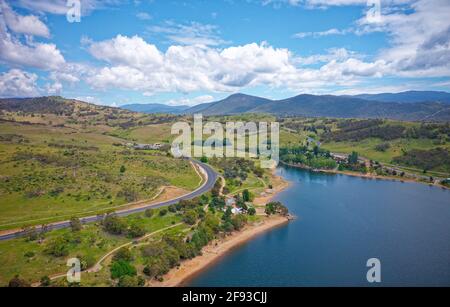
<box><xmin>188</xmin><ymin>165</ymin><xmax>450</xmax><ymax>286</ymax></box>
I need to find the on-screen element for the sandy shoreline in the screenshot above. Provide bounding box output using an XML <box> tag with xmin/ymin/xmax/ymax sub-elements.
<box><xmin>148</xmin><ymin>215</ymin><xmax>290</xmax><ymax>287</ymax></box>
<box><xmin>148</xmin><ymin>168</ymin><xmax>292</xmax><ymax>287</ymax></box>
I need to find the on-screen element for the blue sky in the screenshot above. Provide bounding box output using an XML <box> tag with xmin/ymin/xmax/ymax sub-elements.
<box><xmin>1</xmin><ymin>0</ymin><xmax>449</xmax><ymax>106</ymax></box>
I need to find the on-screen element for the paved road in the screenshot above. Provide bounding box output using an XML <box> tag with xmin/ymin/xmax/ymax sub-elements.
<box><xmin>0</xmin><ymin>160</ymin><xmax>218</xmax><ymax>241</ymax></box>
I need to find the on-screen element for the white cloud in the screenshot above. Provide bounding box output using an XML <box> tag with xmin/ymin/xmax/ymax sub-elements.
<box><xmin>136</xmin><ymin>12</ymin><xmax>152</xmax><ymax>20</ymax></box>
<box><xmin>85</xmin><ymin>35</ymin><xmax>380</xmax><ymax>95</ymax></box>
<box><xmin>0</xmin><ymin>4</ymin><xmax>65</xmax><ymax>71</ymax></box>
<box><xmin>89</xmin><ymin>35</ymin><xmax>163</xmax><ymax>68</ymax></box>
<box><xmin>165</xmin><ymin>95</ymin><xmax>214</xmax><ymax>106</ymax></box>
<box><xmin>293</xmin><ymin>28</ymin><xmax>349</xmax><ymax>39</ymax></box>
<box><xmin>13</xmin><ymin>0</ymin><xmax>124</xmax><ymax>16</ymax></box>
<box><xmin>0</xmin><ymin>0</ymin><xmax>50</xmax><ymax>38</ymax></box>
<box><xmin>0</xmin><ymin>69</ymin><xmax>39</xmax><ymax>97</ymax></box>
<box><xmin>147</xmin><ymin>21</ymin><xmax>229</xmax><ymax>46</ymax></box>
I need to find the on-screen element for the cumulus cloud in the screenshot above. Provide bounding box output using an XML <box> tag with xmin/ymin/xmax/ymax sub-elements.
<box><xmin>85</xmin><ymin>34</ymin><xmax>379</xmax><ymax>95</ymax></box>
<box><xmin>0</xmin><ymin>69</ymin><xmax>39</xmax><ymax>97</ymax></box>
<box><xmin>0</xmin><ymin>1</ymin><xmax>50</xmax><ymax>38</ymax></box>
<box><xmin>0</xmin><ymin>3</ymin><xmax>65</xmax><ymax>70</ymax></box>
<box><xmin>147</xmin><ymin>21</ymin><xmax>229</xmax><ymax>46</ymax></box>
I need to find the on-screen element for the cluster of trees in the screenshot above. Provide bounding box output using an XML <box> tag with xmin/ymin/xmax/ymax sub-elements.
<box><xmin>210</xmin><ymin>158</ymin><xmax>264</xmax><ymax>186</ymax></box>
<box><xmin>324</xmin><ymin>123</ymin><xmax>406</xmax><ymax>142</ymax></box>
<box><xmin>337</xmin><ymin>151</ymin><xmax>368</xmax><ymax>173</ymax></box>
<box><xmin>110</xmin><ymin>248</ymin><xmax>145</xmax><ymax>287</ymax></box>
<box><xmin>141</xmin><ymin>213</ymin><xmax>220</xmax><ymax>281</ymax></box>
<box><xmin>280</xmin><ymin>145</ymin><xmax>337</xmax><ymax>170</ymax></box>
<box><xmin>101</xmin><ymin>214</ymin><xmax>146</xmax><ymax>239</ymax></box>
<box><xmin>265</xmin><ymin>202</ymin><xmax>289</xmax><ymax>216</ymax></box>
<box><xmin>393</xmin><ymin>148</ymin><xmax>450</xmax><ymax>173</ymax></box>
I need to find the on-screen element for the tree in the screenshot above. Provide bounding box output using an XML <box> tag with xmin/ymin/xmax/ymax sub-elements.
<box><xmin>168</xmin><ymin>205</ymin><xmax>177</xmax><ymax>213</ymax></box>
<box><xmin>40</xmin><ymin>276</ymin><xmax>51</xmax><ymax>287</ymax></box>
<box><xmin>113</xmin><ymin>248</ymin><xmax>133</xmax><ymax>262</ymax></box>
<box><xmin>348</xmin><ymin>151</ymin><xmax>359</xmax><ymax>164</ymax></box>
<box><xmin>222</xmin><ymin>207</ymin><xmax>232</xmax><ymax>223</ymax></box>
<box><xmin>102</xmin><ymin>214</ymin><xmax>127</xmax><ymax>235</ymax></box>
<box><xmin>159</xmin><ymin>208</ymin><xmax>168</xmax><ymax>216</ymax></box>
<box><xmin>183</xmin><ymin>210</ymin><xmax>199</xmax><ymax>225</ymax></box>
<box><xmin>44</xmin><ymin>237</ymin><xmax>69</xmax><ymax>257</ymax></box>
<box><xmin>110</xmin><ymin>260</ymin><xmax>137</xmax><ymax>279</ymax></box>
<box><xmin>247</xmin><ymin>207</ymin><xmax>256</xmax><ymax>216</ymax></box>
<box><xmin>70</xmin><ymin>217</ymin><xmax>82</xmax><ymax>232</ymax></box>
<box><xmin>127</xmin><ymin>224</ymin><xmax>146</xmax><ymax>238</ymax></box>
<box><xmin>120</xmin><ymin>165</ymin><xmax>126</xmax><ymax>173</ymax></box>
<box><xmin>118</xmin><ymin>275</ymin><xmax>145</xmax><ymax>287</ymax></box>
<box><xmin>8</xmin><ymin>276</ymin><xmax>31</xmax><ymax>287</ymax></box>
<box><xmin>145</xmin><ymin>209</ymin><xmax>154</xmax><ymax>218</ymax></box>
<box><xmin>242</xmin><ymin>189</ymin><xmax>252</xmax><ymax>202</ymax></box>
<box><xmin>231</xmin><ymin>214</ymin><xmax>247</xmax><ymax>231</ymax></box>
<box><xmin>200</xmin><ymin>156</ymin><xmax>208</xmax><ymax>163</ymax></box>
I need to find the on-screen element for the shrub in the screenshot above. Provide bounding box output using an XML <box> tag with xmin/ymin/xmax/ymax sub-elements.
<box><xmin>8</xmin><ymin>276</ymin><xmax>31</xmax><ymax>287</ymax></box>
<box><xmin>375</xmin><ymin>143</ymin><xmax>391</xmax><ymax>152</ymax></box>
<box><xmin>118</xmin><ymin>275</ymin><xmax>145</xmax><ymax>287</ymax></box>
<box><xmin>40</xmin><ymin>276</ymin><xmax>51</xmax><ymax>287</ymax></box>
<box><xmin>159</xmin><ymin>209</ymin><xmax>168</xmax><ymax>216</ymax></box>
<box><xmin>183</xmin><ymin>210</ymin><xmax>199</xmax><ymax>225</ymax></box>
<box><xmin>128</xmin><ymin>224</ymin><xmax>146</xmax><ymax>238</ymax></box>
<box><xmin>70</xmin><ymin>217</ymin><xmax>82</xmax><ymax>232</ymax></box>
<box><xmin>110</xmin><ymin>260</ymin><xmax>137</xmax><ymax>279</ymax></box>
<box><xmin>144</xmin><ymin>209</ymin><xmax>154</xmax><ymax>218</ymax></box>
<box><xmin>102</xmin><ymin>214</ymin><xmax>127</xmax><ymax>235</ymax></box>
<box><xmin>44</xmin><ymin>237</ymin><xmax>69</xmax><ymax>257</ymax></box>
<box><xmin>113</xmin><ymin>248</ymin><xmax>133</xmax><ymax>263</ymax></box>
<box><xmin>247</xmin><ymin>207</ymin><xmax>256</xmax><ymax>216</ymax></box>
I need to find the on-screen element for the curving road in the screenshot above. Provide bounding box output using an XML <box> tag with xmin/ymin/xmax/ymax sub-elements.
<box><xmin>0</xmin><ymin>159</ymin><xmax>218</xmax><ymax>241</ymax></box>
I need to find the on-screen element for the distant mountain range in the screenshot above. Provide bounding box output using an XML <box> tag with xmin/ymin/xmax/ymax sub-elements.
<box><xmin>121</xmin><ymin>103</ymin><xmax>189</xmax><ymax>114</ymax></box>
<box><xmin>352</xmin><ymin>91</ymin><xmax>450</xmax><ymax>103</ymax></box>
<box><xmin>121</xmin><ymin>91</ymin><xmax>450</xmax><ymax>121</ymax></box>
<box><xmin>2</xmin><ymin>91</ymin><xmax>450</xmax><ymax>121</ymax></box>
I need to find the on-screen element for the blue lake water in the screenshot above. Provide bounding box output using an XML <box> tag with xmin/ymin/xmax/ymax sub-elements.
<box><xmin>187</xmin><ymin>165</ymin><xmax>450</xmax><ymax>286</ymax></box>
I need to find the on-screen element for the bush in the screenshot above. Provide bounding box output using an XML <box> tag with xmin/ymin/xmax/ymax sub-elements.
<box><xmin>110</xmin><ymin>260</ymin><xmax>137</xmax><ymax>279</ymax></box>
<box><xmin>159</xmin><ymin>209</ymin><xmax>168</xmax><ymax>216</ymax></box>
<box><xmin>8</xmin><ymin>276</ymin><xmax>31</xmax><ymax>287</ymax></box>
<box><xmin>247</xmin><ymin>207</ymin><xmax>256</xmax><ymax>216</ymax></box>
<box><xmin>375</xmin><ymin>143</ymin><xmax>391</xmax><ymax>152</ymax></box>
<box><xmin>128</xmin><ymin>224</ymin><xmax>146</xmax><ymax>238</ymax></box>
<box><xmin>40</xmin><ymin>276</ymin><xmax>51</xmax><ymax>287</ymax></box>
<box><xmin>183</xmin><ymin>210</ymin><xmax>199</xmax><ymax>225</ymax></box>
<box><xmin>44</xmin><ymin>237</ymin><xmax>69</xmax><ymax>257</ymax></box>
<box><xmin>231</xmin><ymin>214</ymin><xmax>248</xmax><ymax>231</ymax></box>
<box><xmin>102</xmin><ymin>214</ymin><xmax>127</xmax><ymax>235</ymax></box>
<box><xmin>144</xmin><ymin>209</ymin><xmax>154</xmax><ymax>218</ymax></box>
<box><xmin>118</xmin><ymin>275</ymin><xmax>145</xmax><ymax>287</ymax></box>
<box><xmin>70</xmin><ymin>217</ymin><xmax>82</xmax><ymax>232</ymax></box>
<box><xmin>113</xmin><ymin>248</ymin><xmax>134</xmax><ymax>262</ymax></box>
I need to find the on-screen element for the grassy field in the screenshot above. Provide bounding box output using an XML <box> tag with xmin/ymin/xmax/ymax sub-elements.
<box><xmin>0</xmin><ymin>207</ymin><xmax>186</xmax><ymax>286</ymax></box>
<box><xmin>0</xmin><ymin>119</ymin><xmax>199</xmax><ymax>230</ymax></box>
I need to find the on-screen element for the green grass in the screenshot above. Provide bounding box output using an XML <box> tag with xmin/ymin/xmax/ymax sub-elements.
<box><xmin>0</xmin><ymin>122</ymin><xmax>200</xmax><ymax>230</ymax></box>
<box><xmin>0</xmin><ymin>209</ymin><xmax>185</xmax><ymax>286</ymax></box>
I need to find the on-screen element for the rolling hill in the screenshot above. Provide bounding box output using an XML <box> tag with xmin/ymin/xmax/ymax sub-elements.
<box><xmin>183</xmin><ymin>92</ymin><xmax>450</xmax><ymax>121</ymax></box>
<box><xmin>352</xmin><ymin>91</ymin><xmax>450</xmax><ymax>103</ymax></box>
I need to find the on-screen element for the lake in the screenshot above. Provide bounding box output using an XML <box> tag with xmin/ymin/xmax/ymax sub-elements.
<box><xmin>187</xmin><ymin>165</ymin><xmax>450</xmax><ymax>286</ymax></box>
